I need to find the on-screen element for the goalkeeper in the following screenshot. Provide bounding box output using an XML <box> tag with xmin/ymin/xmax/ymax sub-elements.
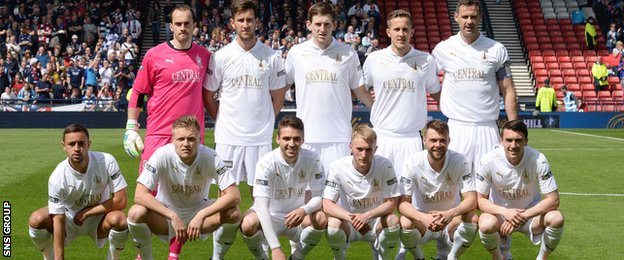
<box><xmin>124</xmin><ymin>4</ymin><xmax>213</xmax><ymax>177</ymax></box>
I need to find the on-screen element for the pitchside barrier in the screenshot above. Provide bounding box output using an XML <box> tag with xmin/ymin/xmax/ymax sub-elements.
<box><xmin>0</xmin><ymin>109</ymin><xmax>622</xmax><ymax>129</ymax></box>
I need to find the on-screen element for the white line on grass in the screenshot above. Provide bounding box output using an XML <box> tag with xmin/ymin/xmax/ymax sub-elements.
<box><xmin>551</xmin><ymin>130</ymin><xmax>624</xmax><ymax>142</ymax></box>
<box><xmin>560</xmin><ymin>192</ymin><xmax>624</xmax><ymax>197</ymax></box>
<box><xmin>538</xmin><ymin>148</ymin><xmax>624</xmax><ymax>151</ymax></box>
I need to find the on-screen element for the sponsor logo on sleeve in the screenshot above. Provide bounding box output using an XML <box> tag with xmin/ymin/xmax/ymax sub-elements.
<box><xmin>386</xmin><ymin>177</ymin><xmax>397</xmax><ymax>186</ymax></box>
<box><xmin>462</xmin><ymin>174</ymin><xmax>471</xmax><ymax>181</ymax></box>
<box><xmin>207</xmin><ymin>68</ymin><xmax>213</xmax><ymax>75</ymax></box>
<box><xmin>315</xmin><ymin>173</ymin><xmax>324</xmax><ymax>179</ymax></box>
<box><xmin>111</xmin><ymin>171</ymin><xmax>121</xmax><ymax>180</ymax></box>
<box><xmin>277</xmin><ymin>69</ymin><xmax>286</xmax><ymax>77</ymax></box>
<box><xmin>476</xmin><ymin>174</ymin><xmax>485</xmax><ymax>182</ymax></box>
<box><xmin>325</xmin><ymin>180</ymin><xmax>338</xmax><ymax>188</ymax></box>
<box><xmin>541</xmin><ymin>171</ymin><xmax>553</xmax><ymax>180</ymax></box>
<box><xmin>400</xmin><ymin>177</ymin><xmax>411</xmax><ymax>184</ymax></box>
<box><xmin>48</xmin><ymin>196</ymin><xmax>59</xmax><ymax>203</ymax></box>
<box><xmin>216</xmin><ymin>167</ymin><xmax>227</xmax><ymax>176</ymax></box>
<box><xmin>223</xmin><ymin>160</ymin><xmax>233</xmax><ymax>169</ymax></box>
<box><xmin>144</xmin><ymin>163</ymin><xmax>156</xmax><ymax>174</ymax></box>
<box><xmin>255</xmin><ymin>179</ymin><xmax>269</xmax><ymax>186</ymax></box>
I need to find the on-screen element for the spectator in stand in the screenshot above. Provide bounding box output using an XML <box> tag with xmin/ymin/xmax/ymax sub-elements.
<box><xmin>84</xmin><ymin>57</ymin><xmax>99</xmax><ymax>91</ymax></box>
<box><xmin>99</xmin><ymin>59</ymin><xmax>115</xmax><ymax>88</ymax></box>
<box><xmin>365</xmin><ymin>38</ymin><xmax>380</xmax><ymax>56</ymax></box>
<box><xmin>585</xmin><ymin>17</ymin><xmax>597</xmax><ymax>50</ymax></box>
<box><xmin>18</xmin><ymin>26</ymin><xmax>34</xmax><ymax>56</ymax></box>
<box><xmin>148</xmin><ymin>2</ymin><xmax>161</xmax><ymax>44</ymax></box>
<box><xmin>11</xmin><ymin>73</ymin><xmax>25</xmax><ymax>93</ymax></box>
<box><xmin>0</xmin><ymin>62</ymin><xmax>9</xmax><ymax>91</ymax></box>
<box><xmin>35</xmin><ymin>73</ymin><xmax>52</xmax><ymax>103</ymax></box>
<box><xmin>559</xmin><ymin>85</ymin><xmax>579</xmax><ymax>112</ymax></box>
<box><xmin>83</xmin><ymin>16</ymin><xmax>98</xmax><ymax>43</ymax></box>
<box><xmin>124</xmin><ymin>14</ymin><xmax>142</xmax><ymax>40</ymax></box>
<box><xmin>120</xmin><ymin>36</ymin><xmax>138</xmax><ymax>65</ymax></box>
<box><xmin>1</xmin><ymin>86</ymin><xmax>17</xmax><ymax>105</ymax></box>
<box><xmin>607</xmin><ymin>23</ymin><xmax>619</xmax><ymax>52</ymax></box>
<box><xmin>17</xmin><ymin>81</ymin><xmax>35</xmax><ymax>107</ymax></box>
<box><xmin>66</xmin><ymin>60</ymin><xmax>84</xmax><ymax>91</ymax></box>
<box><xmin>81</xmin><ymin>86</ymin><xmax>96</xmax><ymax>111</ymax></box>
<box><xmin>344</xmin><ymin>25</ymin><xmax>357</xmax><ymax>44</ymax></box>
<box><xmin>98</xmin><ymin>13</ymin><xmax>114</xmax><ymax>41</ymax></box>
<box><xmin>113</xmin><ymin>87</ymin><xmax>127</xmax><ymax>112</ymax></box>
<box><xmin>98</xmin><ymin>82</ymin><xmax>114</xmax><ymax>111</ymax></box>
<box><xmin>35</xmin><ymin>46</ymin><xmax>50</xmax><ymax>71</ymax></box>
<box><xmin>535</xmin><ymin>79</ymin><xmax>557</xmax><ymax>113</ymax></box>
<box><xmin>114</xmin><ymin>61</ymin><xmax>130</xmax><ymax>90</ymax></box>
<box><xmin>592</xmin><ymin>56</ymin><xmax>610</xmax><ymax>93</ymax></box>
<box><xmin>67</xmin><ymin>87</ymin><xmax>82</xmax><ymax>104</ymax></box>
<box><xmin>37</xmin><ymin>16</ymin><xmax>53</xmax><ymax>48</ymax></box>
<box><xmin>577</xmin><ymin>98</ymin><xmax>588</xmax><ymax>112</ymax></box>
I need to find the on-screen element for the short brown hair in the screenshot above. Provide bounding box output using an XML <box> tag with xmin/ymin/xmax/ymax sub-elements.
<box><xmin>308</xmin><ymin>2</ymin><xmax>335</xmax><ymax>22</ymax></box>
<box><xmin>502</xmin><ymin>119</ymin><xmax>528</xmax><ymax>139</ymax></box>
<box><xmin>456</xmin><ymin>0</ymin><xmax>481</xmax><ymax>13</ymax></box>
<box><xmin>386</xmin><ymin>9</ymin><xmax>412</xmax><ymax>28</ymax></box>
<box><xmin>352</xmin><ymin>125</ymin><xmax>377</xmax><ymax>144</ymax></box>
<box><xmin>277</xmin><ymin>115</ymin><xmax>304</xmax><ymax>136</ymax></box>
<box><xmin>172</xmin><ymin>115</ymin><xmax>200</xmax><ymax>133</ymax></box>
<box><xmin>171</xmin><ymin>4</ymin><xmax>195</xmax><ymax>23</ymax></box>
<box><xmin>424</xmin><ymin>119</ymin><xmax>449</xmax><ymax>137</ymax></box>
<box><xmin>231</xmin><ymin>0</ymin><xmax>258</xmax><ymax>18</ymax></box>
<box><xmin>63</xmin><ymin>124</ymin><xmax>89</xmax><ymax>141</ymax></box>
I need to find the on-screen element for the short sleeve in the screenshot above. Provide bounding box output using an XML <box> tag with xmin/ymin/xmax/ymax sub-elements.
<box><xmin>323</xmin><ymin>163</ymin><xmax>342</xmax><ymax>202</ymax></box>
<box><xmin>252</xmin><ymin>156</ymin><xmax>272</xmax><ymax>198</ymax></box>
<box><xmin>424</xmin><ymin>55</ymin><xmax>441</xmax><ymax>94</ymax></box>
<box><xmin>400</xmin><ymin>162</ymin><xmax>417</xmax><ymax>196</ymax></box>
<box><xmin>307</xmin><ymin>156</ymin><xmax>325</xmax><ymax>194</ymax></box>
<box><xmin>106</xmin><ymin>155</ymin><xmax>127</xmax><ymax>193</ymax></box>
<box><xmin>475</xmin><ymin>161</ymin><xmax>492</xmax><ymax>196</ymax></box>
<box><xmin>348</xmin><ymin>51</ymin><xmax>364</xmax><ymax>90</ymax></box>
<box><xmin>284</xmin><ymin>50</ymin><xmax>295</xmax><ymax>86</ymax></box>
<box><xmin>431</xmin><ymin>44</ymin><xmax>445</xmax><ymax>71</ymax></box>
<box><xmin>138</xmin><ymin>152</ymin><xmax>161</xmax><ymax>192</ymax></box>
<box><xmin>381</xmin><ymin>162</ymin><xmax>400</xmax><ymax>199</ymax></box>
<box><xmin>214</xmin><ymin>153</ymin><xmax>236</xmax><ymax>190</ymax></box>
<box><xmin>48</xmin><ymin>174</ymin><xmax>66</xmax><ymax>215</ymax></box>
<box><xmin>536</xmin><ymin>155</ymin><xmax>558</xmax><ymax>194</ymax></box>
<box><xmin>205</xmin><ymin>52</ymin><xmax>221</xmax><ymax>91</ymax></box>
<box><xmin>362</xmin><ymin>55</ymin><xmax>374</xmax><ymax>88</ymax></box>
<box><xmin>269</xmin><ymin>52</ymin><xmax>287</xmax><ymax>90</ymax></box>
<box><xmin>458</xmin><ymin>157</ymin><xmax>475</xmax><ymax>193</ymax></box>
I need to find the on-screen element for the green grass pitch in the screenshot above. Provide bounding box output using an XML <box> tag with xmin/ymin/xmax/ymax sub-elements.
<box><xmin>1</xmin><ymin>128</ymin><xmax>623</xmax><ymax>259</ymax></box>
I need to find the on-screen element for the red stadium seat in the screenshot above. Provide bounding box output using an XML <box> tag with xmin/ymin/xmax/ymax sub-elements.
<box><xmin>571</xmin><ymin>56</ymin><xmax>585</xmax><ymax>62</ymax></box>
<box><xmin>546</xmin><ymin>62</ymin><xmax>559</xmax><ymax>70</ymax></box>
<box><xmin>562</xmin><ymin>69</ymin><xmax>576</xmax><ymax>77</ymax></box>
<box><xmin>533</xmin><ymin>62</ymin><xmax>546</xmax><ymax>69</ymax></box>
<box><xmin>608</xmin><ymin>76</ymin><xmax>620</xmax><ymax>86</ymax></box>
<box><xmin>583</xmin><ymin>91</ymin><xmax>597</xmax><ymax>99</ymax></box>
<box><xmin>543</xmin><ymin>50</ymin><xmax>556</xmax><ymax>56</ymax></box>
<box><xmin>581</xmin><ymin>83</ymin><xmax>595</xmax><ymax>91</ymax></box>
<box><xmin>530</xmin><ymin>56</ymin><xmax>544</xmax><ymax>64</ymax></box>
<box><xmin>613</xmin><ymin>90</ymin><xmax>623</xmax><ymax>100</ymax></box>
<box><xmin>550</xmin><ymin>77</ymin><xmax>564</xmax><ymax>85</ymax></box>
<box><xmin>549</xmin><ymin>69</ymin><xmax>562</xmax><ymax>77</ymax></box>
<box><xmin>565</xmin><ymin>76</ymin><xmax>578</xmax><ymax>84</ymax></box>
<box><xmin>602</xmin><ymin>105</ymin><xmax>616</xmax><ymax>112</ymax></box>
<box><xmin>544</xmin><ymin>56</ymin><xmax>558</xmax><ymax>63</ymax></box>
<box><xmin>574</xmin><ymin>62</ymin><xmax>588</xmax><ymax>70</ymax></box>
<box><xmin>567</xmin><ymin>83</ymin><xmax>580</xmax><ymax>91</ymax></box>
<box><xmin>559</xmin><ymin>62</ymin><xmax>573</xmax><ymax>69</ymax></box>
<box><xmin>558</xmin><ymin>56</ymin><xmax>571</xmax><ymax>63</ymax></box>
<box><xmin>577</xmin><ymin>69</ymin><xmax>591</xmax><ymax>78</ymax></box>
<box><xmin>534</xmin><ymin>69</ymin><xmax>549</xmax><ymax>77</ymax></box>
<box><xmin>598</xmin><ymin>90</ymin><xmax>612</xmax><ymax>99</ymax></box>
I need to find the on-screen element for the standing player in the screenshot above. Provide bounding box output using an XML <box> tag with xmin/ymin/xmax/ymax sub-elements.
<box><xmin>123</xmin><ymin>5</ymin><xmax>212</xmax><ymax>256</ymax></box>
<box><xmin>204</xmin><ymin>0</ymin><xmax>287</xmax><ymax>192</ymax></box>
<box><xmin>432</xmin><ymin>0</ymin><xmax>518</xmax><ymax>170</ymax></box>
<box><xmin>127</xmin><ymin>116</ymin><xmax>241</xmax><ymax>260</ymax></box>
<box><xmin>28</xmin><ymin>124</ymin><xmax>129</xmax><ymax>260</ymax></box>
<box><xmin>285</xmin><ymin>2</ymin><xmax>374</xmax><ymax>171</ymax></box>
<box><xmin>240</xmin><ymin>116</ymin><xmax>326</xmax><ymax>260</ymax></box>
<box><xmin>363</xmin><ymin>9</ymin><xmax>440</xmax><ymax>177</ymax></box>
<box><xmin>398</xmin><ymin>119</ymin><xmax>478</xmax><ymax>260</ymax></box>
<box><xmin>124</xmin><ymin>4</ymin><xmax>210</xmax><ymax>164</ymax></box>
<box><xmin>476</xmin><ymin>120</ymin><xmax>564</xmax><ymax>260</ymax></box>
<box><xmin>322</xmin><ymin>125</ymin><xmax>400</xmax><ymax>260</ymax></box>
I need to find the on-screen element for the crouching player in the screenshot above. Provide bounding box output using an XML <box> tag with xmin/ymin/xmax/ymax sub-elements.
<box><xmin>398</xmin><ymin>119</ymin><xmax>478</xmax><ymax>260</ymax></box>
<box><xmin>127</xmin><ymin>115</ymin><xmax>241</xmax><ymax>260</ymax></box>
<box><xmin>323</xmin><ymin>125</ymin><xmax>400</xmax><ymax>260</ymax></box>
<box><xmin>477</xmin><ymin>120</ymin><xmax>564</xmax><ymax>260</ymax></box>
<box><xmin>28</xmin><ymin>124</ymin><xmax>129</xmax><ymax>260</ymax></box>
<box><xmin>240</xmin><ymin>116</ymin><xmax>327</xmax><ymax>260</ymax></box>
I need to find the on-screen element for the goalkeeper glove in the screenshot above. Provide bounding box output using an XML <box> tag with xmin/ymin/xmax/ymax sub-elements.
<box><xmin>124</xmin><ymin>119</ymin><xmax>144</xmax><ymax>158</ymax></box>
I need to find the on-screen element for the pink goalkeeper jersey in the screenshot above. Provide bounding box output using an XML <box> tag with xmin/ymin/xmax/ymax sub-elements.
<box><xmin>130</xmin><ymin>42</ymin><xmax>210</xmax><ymax>140</ymax></box>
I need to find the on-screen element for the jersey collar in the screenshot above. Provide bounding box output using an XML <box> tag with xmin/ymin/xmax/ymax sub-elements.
<box><xmin>455</xmin><ymin>32</ymin><xmax>484</xmax><ymax>47</ymax></box>
<box><xmin>167</xmin><ymin>41</ymin><xmax>193</xmax><ymax>51</ymax></box>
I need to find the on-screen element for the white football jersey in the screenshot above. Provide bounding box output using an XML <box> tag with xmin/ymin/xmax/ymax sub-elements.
<box><xmin>48</xmin><ymin>152</ymin><xmax>127</xmax><ymax>219</ymax></box>
<box><xmin>206</xmin><ymin>41</ymin><xmax>286</xmax><ymax>145</ymax></box>
<box><xmin>323</xmin><ymin>155</ymin><xmax>400</xmax><ymax>213</ymax></box>
<box><xmin>476</xmin><ymin>145</ymin><xmax>558</xmax><ymax>209</ymax></box>
<box><xmin>138</xmin><ymin>144</ymin><xmax>235</xmax><ymax>209</ymax></box>
<box><xmin>363</xmin><ymin>47</ymin><xmax>440</xmax><ymax>137</ymax></box>
<box><xmin>432</xmin><ymin>33</ymin><xmax>510</xmax><ymax>123</ymax></box>
<box><xmin>400</xmin><ymin>150</ymin><xmax>474</xmax><ymax>212</ymax></box>
<box><xmin>285</xmin><ymin>38</ymin><xmax>364</xmax><ymax>143</ymax></box>
<box><xmin>253</xmin><ymin>148</ymin><xmax>324</xmax><ymax>218</ymax></box>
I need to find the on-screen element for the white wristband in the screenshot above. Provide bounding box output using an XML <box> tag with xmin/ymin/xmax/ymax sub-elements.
<box><xmin>126</xmin><ymin>119</ymin><xmax>139</xmax><ymax>130</ymax></box>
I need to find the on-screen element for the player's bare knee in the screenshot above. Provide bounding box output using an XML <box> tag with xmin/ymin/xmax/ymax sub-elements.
<box><xmin>381</xmin><ymin>214</ymin><xmax>399</xmax><ymax>227</ymax></box>
<box><xmin>399</xmin><ymin>215</ymin><xmax>414</xmax><ymax>229</ymax></box>
<box><xmin>327</xmin><ymin>217</ymin><xmax>342</xmax><ymax>228</ymax></box>
<box><xmin>544</xmin><ymin>210</ymin><xmax>564</xmax><ymax>228</ymax></box>
<box><xmin>106</xmin><ymin>210</ymin><xmax>128</xmax><ymax>230</ymax></box>
<box><xmin>221</xmin><ymin>206</ymin><xmax>241</xmax><ymax>223</ymax></box>
<box><xmin>461</xmin><ymin>211</ymin><xmax>479</xmax><ymax>224</ymax></box>
<box><xmin>478</xmin><ymin>213</ymin><xmax>499</xmax><ymax>233</ymax></box>
<box><xmin>127</xmin><ymin>204</ymin><xmax>148</xmax><ymax>222</ymax></box>
<box><xmin>311</xmin><ymin>211</ymin><xmax>328</xmax><ymax>229</ymax></box>
<box><xmin>28</xmin><ymin>207</ymin><xmax>51</xmax><ymax>228</ymax></box>
<box><xmin>239</xmin><ymin>213</ymin><xmax>260</xmax><ymax>236</ymax></box>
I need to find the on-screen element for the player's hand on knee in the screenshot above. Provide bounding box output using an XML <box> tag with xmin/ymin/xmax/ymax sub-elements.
<box><xmin>284</xmin><ymin>208</ymin><xmax>306</xmax><ymax>228</ymax></box>
<box><xmin>186</xmin><ymin>216</ymin><xmax>203</xmax><ymax>241</ymax></box>
<box><xmin>271</xmin><ymin>248</ymin><xmax>287</xmax><ymax>260</ymax></box>
<box><xmin>171</xmin><ymin>214</ymin><xmax>187</xmax><ymax>241</ymax></box>
<box><xmin>501</xmin><ymin>208</ymin><xmax>526</xmax><ymax>226</ymax></box>
<box><xmin>73</xmin><ymin>209</ymin><xmax>88</xmax><ymax>226</ymax></box>
<box><xmin>500</xmin><ymin>221</ymin><xmax>514</xmax><ymax>236</ymax></box>
<box><xmin>124</xmin><ymin>120</ymin><xmax>144</xmax><ymax>158</ymax></box>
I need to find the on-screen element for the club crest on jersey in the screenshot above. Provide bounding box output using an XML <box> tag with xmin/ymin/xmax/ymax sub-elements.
<box><xmin>195</xmin><ymin>55</ymin><xmax>203</xmax><ymax>68</ymax></box>
<box><xmin>334</xmin><ymin>54</ymin><xmax>342</xmax><ymax>63</ymax></box>
<box><xmin>412</xmin><ymin>62</ymin><xmax>420</xmax><ymax>71</ymax></box>
<box><xmin>95</xmin><ymin>176</ymin><xmax>102</xmax><ymax>184</ymax></box>
<box><xmin>445</xmin><ymin>174</ymin><xmax>452</xmax><ymax>184</ymax></box>
<box><xmin>481</xmin><ymin>50</ymin><xmax>489</xmax><ymax>63</ymax></box>
<box><xmin>372</xmin><ymin>179</ymin><xmax>381</xmax><ymax>192</ymax></box>
<box><xmin>299</xmin><ymin>170</ymin><xmax>305</xmax><ymax>179</ymax></box>
<box><xmin>195</xmin><ymin>167</ymin><xmax>202</xmax><ymax>175</ymax></box>
<box><xmin>258</xmin><ymin>59</ymin><xmax>263</xmax><ymax>68</ymax></box>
